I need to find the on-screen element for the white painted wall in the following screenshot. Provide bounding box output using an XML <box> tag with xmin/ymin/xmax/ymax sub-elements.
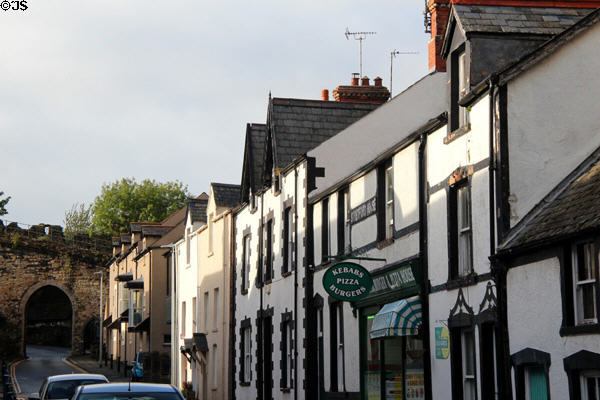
<box><xmin>308</xmin><ymin>72</ymin><xmax>447</xmax><ymax>198</ymax></box>
<box><xmin>507</xmin><ymin>22</ymin><xmax>600</xmax><ymax>226</ymax></box>
<box><xmin>234</xmin><ymin>162</ymin><xmax>307</xmax><ymax>400</ymax></box>
<box><xmin>507</xmin><ymin>257</ymin><xmax>600</xmax><ymax>399</ymax></box>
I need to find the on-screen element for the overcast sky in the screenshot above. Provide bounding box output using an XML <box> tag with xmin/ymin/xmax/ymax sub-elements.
<box><xmin>1</xmin><ymin>0</ymin><xmax>431</xmax><ymax>227</ymax></box>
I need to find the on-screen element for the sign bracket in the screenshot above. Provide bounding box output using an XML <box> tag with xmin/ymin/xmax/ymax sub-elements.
<box><xmin>324</xmin><ymin>255</ymin><xmax>387</xmax><ymax>263</ymax></box>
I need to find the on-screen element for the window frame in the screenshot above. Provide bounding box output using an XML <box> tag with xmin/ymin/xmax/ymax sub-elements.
<box><xmin>376</xmin><ymin>159</ymin><xmax>394</xmax><ymax>243</ymax></box>
<box><xmin>264</xmin><ymin>219</ymin><xmax>273</xmax><ymax>282</ymax></box>
<box><xmin>241</xmin><ymin>234</ymin><xmax>251</xmax><ymax>294</ymax></box>
<box><xmin>239</xmin><ymin>318</ymin><xmax>252</xmax><ymax>386</ymax></box>
<box><xmin>321</xmin><ymin>197</ymin><xmax>330</xmax><ymax>264</ymax></box>
<box><xmin>450</xmin><ymin>44</ymin><xmax>471</xmax><ymax>135</ymax></box>
<box><xmin>560</xmin><ymin>239</ymin><xmax>600</xmax><ymax>335</ymax></box>
<box><xmin>283</xmin><ymin>206</ymin><xmax>293</xmax><ymax>275</ymax></box>
<box><xmin>573</xmin><ymin>241</ymin><xmax>599</xmax><ymax>325</ymax></box>
<box><xmin>448</xmin><ymin>178</ymin><xmax>473</xmax><ymax>281</ymax></box>
<box><xmin>280</xmin><ymin>312</ymin><xmax>294</xmax><ymax>390</ymax></box>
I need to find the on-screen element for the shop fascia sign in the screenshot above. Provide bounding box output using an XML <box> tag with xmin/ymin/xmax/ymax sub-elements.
<box><xmin>323</xmin><ymin>262</ymin><xmax>373</xmax><ymax>302</ymax></box>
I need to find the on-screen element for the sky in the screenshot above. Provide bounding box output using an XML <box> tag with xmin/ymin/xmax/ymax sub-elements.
<box><xmin>1</xmin><ymin>0</ymin><xmax>432</xmax><ymax>227</ymax></box>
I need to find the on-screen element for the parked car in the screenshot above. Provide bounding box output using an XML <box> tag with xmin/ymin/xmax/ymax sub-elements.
<box><xmin>29</xmin><ymin>374</ymin><xmax>108</xmax><ymax>400</ymax></box>
<box><xmin>131</xmin><ymin>352</ymin><xmax>150</xmax><ymax>381</ymax></box>
<box><xmin>72</xmin><ymin>383</ymin><xmax>185</xmax><ymax>400</ymax></box>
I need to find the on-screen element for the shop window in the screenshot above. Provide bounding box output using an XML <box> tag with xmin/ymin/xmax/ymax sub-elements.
<box><xmin>283</xmin><ymin>207</ymin><xmax>293</xmax><ymax>274</ymax></box>
<box><xmin>329</xmin><ymin>301</ymin><xmax>344</xmax><ymax>392</ymax></box>
<box><xmin>264</xmin><ymin>219</ymin><xmax>273</xmax><ymax>282</ymax></box>
<box><xmin>241</xmin><ymin>234</ymin><xmax>251</xmax><ymax>294</ymax></box>
<box><xmin>321</xmin><ymin>198</ymin><xmax>330</xmax><ymax>264</ymax></box>
<box><xmin>449</xmin><ymin>180</ymin><xmax>473</xmax><ymax>280</ymax></box>
<box><xmin>377</xmin><ymin>160</ymin><xmax>394</xmax><ymax>242</ymax></box>
<box><xmin>511</xmin><ymin>348</ymin><xmax>551</xmax><ymax>400</ymax></box>
<box><xmin>315</xmin><ymin>296</ymin><xmax>325</xmax><ymax>399</ymax></box>
<box><xmin>361</xmin><ymin>307</ymin><xmax>426</xmax><ymax>400</ymax></box>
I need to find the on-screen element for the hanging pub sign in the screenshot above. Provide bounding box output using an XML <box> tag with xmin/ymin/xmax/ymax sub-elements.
<box><xmin>323</xmin><ymin>262</ymin><xmax>373</xmax><ymax>302</ymax></box>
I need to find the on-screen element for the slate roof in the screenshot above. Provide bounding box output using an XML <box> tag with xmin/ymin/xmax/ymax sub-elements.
<box><xmin>212</xmin><ymin>183</ymin><xmax>241</xmax><ymax>208</ymax></box>
<box><xmin>268</xmin><ymin>98</ymin><xmax>380</xmax><ymax>170</ymax></box>
<box><xmin>500</xmin><ymin>148</ymin><xmax>600</xmax><ymax>251</ymax></box>
<box><xmin>497</xmin><ymin>7</ymin><xmax>600</xmax><ymax>85</ymax></box>
<box><xmin>188</xmin><ymin>193</ymin><xmax>208</xmax><ymax>224</ymax></box>
<box><xmin>451</xmin><ymin>4</ymin><xmax>593</xmax><ymax>35</ymax></box>
<box><xmin>141</xmin><ymin>225</ymin><xmax>174</xmax><ymax>237</ymax></box>
<box><xmin>249</xmin><ymin>124</ymin><xmax>267</xmax><ymax>190</ymax></box>
<box><xmin>130</xmin><ymin>222</ymin><xmax>161</xmax><ymax>233</ymax></box>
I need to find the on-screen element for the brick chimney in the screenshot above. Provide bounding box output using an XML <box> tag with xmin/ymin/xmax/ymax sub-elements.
<box><xmin>332</xmin><ymin>75</ymin><xmax>390</xmax><ymax>104</ymax></box>
<box><xmin>427</xmin><ymin>0</ymin><xmax>600</xmax><ymax>72</ymax></box>
<box><xmin>427</xmin><ymin>0</ymin><xmax>451</xmax><ymax>72</ymax></box>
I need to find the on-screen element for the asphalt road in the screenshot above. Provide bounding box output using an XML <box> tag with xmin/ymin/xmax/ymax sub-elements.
<box><xmin>11</xmin><ymin>346</ymin><xmax>85</xmax><ymax>399</ymax></box>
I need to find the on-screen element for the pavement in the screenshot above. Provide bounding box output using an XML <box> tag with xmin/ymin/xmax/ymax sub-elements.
<box><xmin>65</xmin><ymin>356</ymin><xmax>129</xmax><ymax>383</ymax></box>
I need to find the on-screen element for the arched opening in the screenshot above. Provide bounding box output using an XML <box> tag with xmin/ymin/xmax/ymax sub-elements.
<box><xmin>25</xmin><ymin>285</ymin><xmax>73</xmax><ymax>348</ymax></box>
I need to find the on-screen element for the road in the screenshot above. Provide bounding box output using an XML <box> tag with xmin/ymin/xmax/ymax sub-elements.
<box><xmin>11</xmin><ymin>346</ymin><xmax>86</xmax><ymax>398</ymax></box>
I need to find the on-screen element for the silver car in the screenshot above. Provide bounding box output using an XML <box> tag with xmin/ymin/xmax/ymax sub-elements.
<box><xmin>30</xmin><ymin>374</ymin><xmax>109</xmax><ymax>400</ymax></box>
<box><xmin>72</xmin><ymin>383</ymin><xmax>185</xmax><ymax>400</ymax></box>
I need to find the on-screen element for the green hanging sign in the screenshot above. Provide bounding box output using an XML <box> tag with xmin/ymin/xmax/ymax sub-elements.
<box><xmin>323</xmin><ymin>262</ymin><xmax>373</xmax><ymax>302</ymax></box>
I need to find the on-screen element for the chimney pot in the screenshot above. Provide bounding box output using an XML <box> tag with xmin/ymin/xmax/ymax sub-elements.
<box><xmin>374</xmin><ymin>77</ymin><xmax>383</xmax><ymax>87</ymax></box>
<box><xmin>351</xmin><ymin>77</ymin><xmax>359</xmax><ymax>86</ymax></box>
<box><xmin>321</xmin><ymin>89</ymin><xmax>329</xmax><ymax>101</ymax></box>
<box><xmin>361</xmin><ymin>76</ymin><xmax>370</xmax><ymax>86</ymax></box>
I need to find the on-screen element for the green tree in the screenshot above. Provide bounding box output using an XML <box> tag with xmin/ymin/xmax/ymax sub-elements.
<box><xmin>91</xmin><ymin>178</ymin><xmax>189</xmax><ymax>235</ymax></box>
<box><xmin>0</xmin><ymin>191</ymin><xmax>10</xmax><ymax>216</ymax></box>
<box><xmin>63</xmin><ymin>202</ymin><xmax>94</xmax><ymax>238</ymax></box>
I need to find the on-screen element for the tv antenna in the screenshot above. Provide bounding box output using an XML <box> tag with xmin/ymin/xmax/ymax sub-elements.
<box><xmin>390</xmin><ymin>49</ymin><xmax>419</xmax><ymax>97</ymax></box>
<box><xmin>345</xmin><ymin>28</ymin><xmax>376</xmax><ymax>78</ymax></box>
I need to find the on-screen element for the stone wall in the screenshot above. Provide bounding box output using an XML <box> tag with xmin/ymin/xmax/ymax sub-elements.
<box><xmin>0</xmin><ymin>227</ymin><xmax>110</xmax><ymax>357</ymax></box>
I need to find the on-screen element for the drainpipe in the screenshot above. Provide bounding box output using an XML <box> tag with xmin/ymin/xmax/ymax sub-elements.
<box><xmin>228</xmin><ymin>210</ymin><xmax>235</xmax><ymax>400</ymax></box>
<box><xmin>294</xmin><ymin>166</ymin><xmax>298</xmax><ymax>400</ymax></box>
<box><xmin>487</xmin><ymin>77</ymin><xmax>513</xmax><ymax>400</ymax></box>
<box><xmin>161</xmin><ymin>244</ymin><xmax>178</xmax><ymax>386</ymax></box>
<box><xmin>418</xmin><ymin>132</ymin><xmax>433</xmax><ymax>400</ymax></box>
<box><xmin>259</xmin><ymin>192</ymin><xmax>264</xmax><ymax>399</ymax></box>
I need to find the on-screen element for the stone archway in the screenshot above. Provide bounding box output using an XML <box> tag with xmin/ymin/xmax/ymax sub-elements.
<box><xmin>19</xmin><ymin>280</ymin><xmax>77</xmax><ymax>356</ymax></box>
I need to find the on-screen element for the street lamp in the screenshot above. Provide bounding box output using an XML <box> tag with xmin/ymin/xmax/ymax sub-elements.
<box><xmin>94</xmin><ymin>271</ymin><xmax>103</xmax><ymax>367</ymax></box>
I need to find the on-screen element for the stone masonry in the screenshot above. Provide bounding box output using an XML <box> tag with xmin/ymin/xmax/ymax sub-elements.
<box><xmin>0</xmin><ymin>225</ymin><xmax>110</xmax><ymax>357</ymax></box>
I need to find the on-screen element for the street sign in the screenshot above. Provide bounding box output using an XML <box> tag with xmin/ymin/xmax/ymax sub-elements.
<box><xmin>323</xmin><ymin>262</ymin><xmax>372</xmax><ymax>302</ymax></box>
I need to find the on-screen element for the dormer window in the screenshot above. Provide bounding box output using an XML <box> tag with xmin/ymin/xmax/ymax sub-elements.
<box><xmin>450</xmin><ymin>46</ymin><xmax>470</xmax><ymax>135</ymax></box>
<box><xmin>458</xmin><ymin>51</ymin><xmax>470</xmax><ymax>128</ymax></box>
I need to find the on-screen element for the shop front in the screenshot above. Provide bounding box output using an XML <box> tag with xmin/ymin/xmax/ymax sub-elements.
<box><xmin>355</xmin><ymin>259</ymin><xmax>425</xmax><ymax>400</ymax></box>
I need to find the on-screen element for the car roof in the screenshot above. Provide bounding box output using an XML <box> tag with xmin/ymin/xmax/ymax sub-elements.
<box><xmin>47</xmin><ymin>374</ymin><xmax>108</xmax><ymax>382</ymax></box>
<box><xmin>80</xmin><ymin>383</ymin><xmax>178</xmax><ymax>393</ymax></box>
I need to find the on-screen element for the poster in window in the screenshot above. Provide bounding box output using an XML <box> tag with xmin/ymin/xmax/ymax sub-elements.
<box><xmin>405</xmin><ymin>369</ymin><xmax>425</xmax><ymax>400</ymax></box>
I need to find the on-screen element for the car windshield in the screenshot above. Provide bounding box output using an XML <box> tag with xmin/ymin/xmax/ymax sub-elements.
<box><xmin>47</xmin><ymin>380</ymin><xmax>106</xmax><ymax>399</ymax></box>
<box><xmin>78</xmin><ymin>393</ymin><xmax>181</xmax><ymax>400</ymax></box>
